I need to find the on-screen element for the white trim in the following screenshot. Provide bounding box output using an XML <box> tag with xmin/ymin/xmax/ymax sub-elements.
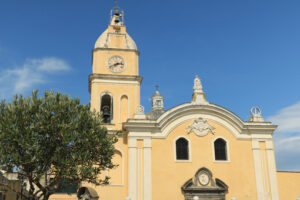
<box><xmin>108</xmin><ymin>148</ymin><xmax>124</xmax><ymax>186</ymax></box>
<box><xmin>159</xmin><ymin>114</ymin><xmax>247</xmax><ymax>140</ymax></box>
<box><xmin>252</xmin><ymin>140</ymin><xmax>264</xmax><ymax>200</ymax></box>
<box><xmin>100</xmin><ymin>90</ymin><xmax>114</xmax><ymax>98</ymax></box>
<box><xmin>143</xmin><ymin>138</ymin><xmax>152</xmax><ymax>200</ymax></box>
<box><xmin>128</xmin><ymin>137</ymin><xmax>137</xmax><ymax>200</ymax></box>
<box><xmin>173</xmin><ymin>136</ymin><xmax>192</xmax><ymax>162</ymax></box>
<box><xmin>212</xmin><ymin>137</ymin><xmax>230</xmax><ymax>162</ymax></box>
<box><xmin>265</xmin><ymin>140</ymin><xmax>279</xmax><ymax>200</ymax></box>
<box><xmin>92</xmin><ymin>79</ymin><xmax>140</xmax><ymax>85</ymax></box>
<box><xmin>137</xmin><ymin>148</ymin><xmax>143</xmax><ymax>200</ymax></box>
<box><xmin>119</xmin><ymin>94</ymin><xmax>130</xmax><ymax>123</ymax></box>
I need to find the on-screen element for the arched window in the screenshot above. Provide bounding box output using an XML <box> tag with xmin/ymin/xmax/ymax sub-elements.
<box><xmin>214</xmin><ymin>138</ymin><xmax>227</xmax><ymax>161</ymax></box>
<box><xmin>108</xmin><ymin>150</ymin><xmax>123</xmax><ymax>185</ymax></box>
<box><xmin>176</xmin><ymin>138</ymin><xmax>189</xmax><ymax>160</ymax></box>
<box><xmin>101</xmin><ymin>94</ymin><xmax>113</xmax><ymax>123</ymax></box>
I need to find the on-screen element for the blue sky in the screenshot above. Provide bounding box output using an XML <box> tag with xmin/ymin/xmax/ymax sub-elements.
<box><xmin>0</xmin><ymin>0</ymin><xmax>300</xmax><ymax>171</ymax></box>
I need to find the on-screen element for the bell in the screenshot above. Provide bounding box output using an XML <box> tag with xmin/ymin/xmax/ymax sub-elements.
<box><xmin>102</xmin><ymin>106</ymin><xmax>111</xmax><ymax>123</ymax></box>
<box><xmin>114</xmin><ymin>16</ymin><xmax>120</xmax><ymax>24</ymax></box>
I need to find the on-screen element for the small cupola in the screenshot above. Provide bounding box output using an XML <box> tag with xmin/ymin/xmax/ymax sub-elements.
<box><xmin>147</xmin><ymin>86</ymin><xmax>165</xmax><ymax>120</ymax></box>
<box><xmin>152</xmin><ymin>85</ymin><xmax>164</xmax><ymax>110</ymax></box>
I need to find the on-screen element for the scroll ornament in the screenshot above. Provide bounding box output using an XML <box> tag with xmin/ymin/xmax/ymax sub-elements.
<box><xmin>187</xmin><ymin>117</ymin><xmax>215</xmax><ymax>137</ymax></box>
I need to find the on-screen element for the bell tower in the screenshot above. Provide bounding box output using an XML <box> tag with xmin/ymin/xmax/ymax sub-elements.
<box><xmin>89</xmin><ymin>4</ymin><xmax>142</xmax><ymax>130</ymax></box>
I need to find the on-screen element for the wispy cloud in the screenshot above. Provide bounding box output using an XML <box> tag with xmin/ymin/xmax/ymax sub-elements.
<box><xmin>267</xmin><ymin>102</ymin><xmax>300</xmax><ymax>171</ymax></box>
<box><xmin>0</xmin><ymin>57</ymin><xmax>71</xmax><ymax>99</ymax></box>
<box><xmin>268</xmin><ymin>102</ymin><xmax>300</xmax><ymax>133</ymax></box>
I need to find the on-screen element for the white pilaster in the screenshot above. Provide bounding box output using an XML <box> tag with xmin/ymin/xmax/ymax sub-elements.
<box><xmin>128</xmin><ymin>137</ymin><xmax>137</xmax><ymax>200</ymax></box>
<box><xmin>143</xmin><ymin>138</ymin><xmax>152</xmax><ymax>200</ymax></box>
<box><xmin>252</xmin><ymin>140</ymin><xmax>264</xmax><ymax>200</ymax></box>
<box><xmin>266</xmin><ymin>140</ymin><xmax>279</xmax><ymax>200</ymax></box>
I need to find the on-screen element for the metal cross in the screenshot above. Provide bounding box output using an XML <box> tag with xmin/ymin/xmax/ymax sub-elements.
<box><xmin>155</xmin><ymin>85</ymin><xmax>159</xmax><ymax>91</ymax></box>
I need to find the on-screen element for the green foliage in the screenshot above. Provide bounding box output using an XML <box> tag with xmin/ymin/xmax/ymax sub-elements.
<box><xmin>0</xmin><ymin>90</ymin><xmax>117</xmax><ymax>199</ymax></box>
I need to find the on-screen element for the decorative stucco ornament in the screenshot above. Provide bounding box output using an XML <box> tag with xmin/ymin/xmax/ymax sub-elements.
<box><xmin>187</xmin><ymin>117</ymin><xmax>215</xmax><ymax>137</ymax></box>
<box><xmin>134</xmin><ymin>105</ymin><xmax>146</xmax><ymax>119</ymax></box>
<box><xmin>248</xmin><ymin>106</ymin><xmax>264</xmax><ymax>122</ymax></box>
<box><xmin>136</xmin><ymin>105</ymin><xmax>145</xmax><ymax>114</ymax></box>
<box><xmin>191</xmin><ymin>75</ymin><xmax>209</xmax><ymax>105</ymax></box>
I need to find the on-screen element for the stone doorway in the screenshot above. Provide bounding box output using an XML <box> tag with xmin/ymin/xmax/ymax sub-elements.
<box><xmin>181</xmin><ymin>167</ymin><xmax>228</xmax><ymax>200</ymax></box>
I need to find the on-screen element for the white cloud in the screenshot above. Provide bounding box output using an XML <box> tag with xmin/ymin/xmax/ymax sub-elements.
<box><xmin>0</xmin><ymin>57</ymin><xmax>71</xmax><ymax>99</ymax></box>
<box><xmin>267</xmin><ymin>102</ymin><xmax>300</xmax><ymax>171</ymax></box>
<box><xmin>268</xmin><ymin>102</ymin><xmax>300</xmax><ymax>133</ymax></box>
<box><xmin>275</xmin><ymin>136</ymin><xmax>300</xmax><ymax>153</ymax></box>
<box><xmin>31</xmin><ymin>57</ymin><xmax>71</xmax><ymax>72</ymax></box>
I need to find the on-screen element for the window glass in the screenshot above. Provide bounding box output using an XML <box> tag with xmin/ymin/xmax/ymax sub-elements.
<box><xmin>214</xmin><ymin>138</ymin><xmax>227</xmax><ymax>160</ymax></box>
<box><xmin>176</xmin><ymin>138</ymin><xmax>189</xmax><ymax>160</ymax></box>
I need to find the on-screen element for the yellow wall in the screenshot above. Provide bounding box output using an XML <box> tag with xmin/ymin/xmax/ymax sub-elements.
<box><xmin>90</xmin><ymin>83</ymin><xmax>140</xmax><ymax>130</ymax></box>
<box><xmin>277</xmin><ymin>171</ymin><xmax>300</xmax><ymax>200</ymax></box>
<box><xmin>151</xmin><ymin>120</ymin><xmax>257</xmax><ymax>200</ymax></box>
<box><xmin>93</xmin><ymin>135</ymin><xmax>128</xmax><ymax>200</ymax></box>
<box><xmin>92</xmin><ymin>50</ymin><xmax>139</xmax><ymax>76</ymax></box>
<box><xmin>49</xmin><ymin>194</ymin><xmax>77</xmax><ymax>200</ymax></box>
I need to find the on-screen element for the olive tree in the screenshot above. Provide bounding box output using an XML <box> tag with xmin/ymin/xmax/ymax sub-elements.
<box><xmin>0</xmin><ymin>90</ymin><xmax>117</xmax><ymax>199</ymax></box>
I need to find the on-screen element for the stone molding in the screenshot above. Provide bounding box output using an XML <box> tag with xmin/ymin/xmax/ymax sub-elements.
<box><xmin>93</xmin><ymin>47</ymin><xmax>140</xmax><ymax>54</ymax></box>
<box><xmin>124</xmin><ymin>103</ymin><xmax>277</xmax><ymax>140</ymax></box>
<box><xmin>182</xmin><ymin>167</ymin><xmax>228</xmax><ymax>200</ymax></box>
<box><xmin>89</xmin><ymin>74</ymin><xmax>143</xmax><ymax>93</ymax></box>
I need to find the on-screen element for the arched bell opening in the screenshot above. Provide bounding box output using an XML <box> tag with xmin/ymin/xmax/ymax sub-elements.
<box><xmin>101</xmin><ymin>94</ymin><xmax>113</xmax><ymax>123</ymax></box>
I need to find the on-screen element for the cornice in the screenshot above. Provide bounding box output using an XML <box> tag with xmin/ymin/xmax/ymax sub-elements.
<box><xmin>88</xmin><ymin>74</ymin><xmax>143</xmax><ymax>93</ymax></box>
<box><xmin>93</xmin><ymin>47</ymin><xmax>140</xmax><ymax>55</ymax></box>
<box><xmin>123</xmin><ymin>103</ymin><xmax>278</xmax><ymax>138</ymax></box>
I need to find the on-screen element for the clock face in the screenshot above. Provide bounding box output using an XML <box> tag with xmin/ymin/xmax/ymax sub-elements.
<box><xmin>198</xmin><ymin>173</ymin><xmax>209</xmax><ymax>186</ymax></box>
<box><xmin>107</xmin><ymin>55</ymin><xmax>126</xmax><ymax>73</ymax></box>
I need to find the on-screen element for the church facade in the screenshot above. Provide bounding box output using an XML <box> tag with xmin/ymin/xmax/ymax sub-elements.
<box><xmin>50</xmin><ymin>6</ymin><xmax>300</xmax><ymax>200</ymax></box>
